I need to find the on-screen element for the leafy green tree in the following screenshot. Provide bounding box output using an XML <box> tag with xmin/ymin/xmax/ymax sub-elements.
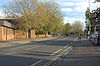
<box><xmin>3</xmin><ymin>0</ymin><xmax>38</xmax><ymax>32</ymax></box>
<box><xmin>85</xmin><ymin>7</ymin><xmax>100</xmax><ymax>33</ymax></box>
<box><xmin>35</xmin><ymin>1</ymin><xmax>64</xmax><ymax>35</ymax></box>
<box><xmin>3</xmin><ymin>0</ymin><xmax>64</xmax><ymax>36</ymax></box>
<box><xmin>64</xmin><ymin>23</ymin><xmax>72</xmax><ymax>34</ymax></box>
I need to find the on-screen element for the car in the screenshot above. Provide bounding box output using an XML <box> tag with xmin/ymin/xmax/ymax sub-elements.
<box><xmin>89</xmin><ymin>34</ymin><xmax>93</xmax><ymax>38</ymax></box>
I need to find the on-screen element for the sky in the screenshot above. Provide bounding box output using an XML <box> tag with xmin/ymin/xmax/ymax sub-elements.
<box><xmin>0</xmin><ymin>0</ymin><xmax>100</xmax><ymax>25</ymax></box>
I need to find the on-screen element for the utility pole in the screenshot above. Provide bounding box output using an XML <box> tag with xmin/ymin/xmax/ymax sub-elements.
<box><xmin>89</xmin><ymin>0</ymin><xmax>90</xmax><ymax>10</ymax></box>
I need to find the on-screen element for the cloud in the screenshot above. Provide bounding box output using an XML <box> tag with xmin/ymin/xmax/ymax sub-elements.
<box><xmin>59</xmin><ymin>2</ymin><xmax>74</xmax><ymax>6</ymax></box>
<box><xmin>59</xmin><ymin>1</ymin><xmax>89</xmax><ymax>13</ymax></box>
<box><xmin>61</xmin><ymin>8</ymin><xmax>73</xmax><ymax>12</ymax></box>
<box><xmin>64</xmin><ymin>17</ymin><xmax>85</xmax><ymax>25</ymax></box>
<box><xmin>64</xmin><ymin>16</ymin><xmax>85</xmax><ymax>29</ymax></box>
<box><xmin>75</xmin><ymin>2</ymin><xmax>88</xmax><ymax>11</ymax></box>
<box><xmin>0</xmin><ymin>11</ymin><xmax>4</xmax><ymax>17</ymax></box>
<box><xmin>75</xmin><ymin>2</ymin><xmax>88</xmax><ymax>6</ymax></box>
<box><xmin>74</xmin><ymin>7</ymin><xmax>86</xmax><ymax>12</ymax></box>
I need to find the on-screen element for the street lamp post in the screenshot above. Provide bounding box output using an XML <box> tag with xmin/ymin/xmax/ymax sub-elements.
<box><xmin>89</xmin><ymin>0</ymin><xmax>90</xmax><ymax>10</ymax></box>
<box><xmin>87</xmin><ymin>0</ymin><xmax>91</xmax><ymax>35</ymax></box>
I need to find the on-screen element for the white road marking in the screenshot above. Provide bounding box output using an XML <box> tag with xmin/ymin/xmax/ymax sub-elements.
<box><xmin>0</xmin><ymin>52</ymin><xmax>16</xmax><ymax>56</ymax></box>
<box><xmin>6</xmin><ymin>52</ymin><xmax>16</xmax><ymax>55</ymax></box>
<box><xmin>64</xmin><ymin>38</ymin><xmax>77</xmax><ymax>48</ymax></box>
<box><xmin>51</xmin><ymin>49</ymin><xmax>62</xmax><ymax>55</ymax></box>
<box><xmin>63</xmin><ymin>38</ymin><xmax>77</xmax><ymax>56</ymax></box>
<box><xmin>64</xmin><ymin>44</ymin><xmax>70</xmax><ymax>48</ymax></box>
<box><xmin>64</xmin><ymin>48</ymin><xmax>73</xmax><ymax>55</ymax></box>
<box><xmin>30</xmin><ymin>60</ymin><xmax>43</xmax><ymax>66</ymax></box>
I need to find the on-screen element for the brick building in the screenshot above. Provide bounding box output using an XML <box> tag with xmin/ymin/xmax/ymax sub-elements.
<box><xmin>0</xmin><ymin>17</ymin><xmax>36</xmax><ymax>41</ymax></box>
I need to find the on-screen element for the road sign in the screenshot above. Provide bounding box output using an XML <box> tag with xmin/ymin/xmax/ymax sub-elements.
<box><xmin>86</xmin><ymin>24</ymin><xmax>89</xmax><ymax>28</ymax></box>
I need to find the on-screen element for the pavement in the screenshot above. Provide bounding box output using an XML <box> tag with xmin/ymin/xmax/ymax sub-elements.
<box><xmin>54</xmin><ymin>38</ymin><xmax>100</xmax><ymax>66</ymax></box>
<box><xmin>0</xmin><ymin>36</ymin><xmax>76</xmax><ymax>66</ymax></box>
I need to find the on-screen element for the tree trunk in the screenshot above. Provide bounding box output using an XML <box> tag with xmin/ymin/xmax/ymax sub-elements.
<box><xmin>45</xmin><ymin>32</ymin><xmax>48</xmax><ymax>37</ymax></box>
<box><xmin>26</xmin><ymin>31</ymin><xmax>28</xmax><ymax>39</ymax></box>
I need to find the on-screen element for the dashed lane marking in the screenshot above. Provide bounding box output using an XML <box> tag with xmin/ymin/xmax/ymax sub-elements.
<box><xmin>30</xmin><ymin>60</ymin><xmax>43</xmax><ymax>66</ymax></box>
<box><xmin>50</xmin><ymin>49</ymin><xmax>62</xmax><ymax>55</ymax></box>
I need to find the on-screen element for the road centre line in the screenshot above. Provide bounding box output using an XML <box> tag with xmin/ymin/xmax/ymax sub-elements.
<box><xmin>63</xmin><ymin>48</ymin><xmax>73</xmax><ymax>55</ymax></box>
<box><xmin>64</xmin><ymin>38</ymin><xmax>76</xmax><ymax>48</ymax></box>
<box><xmin>43</xmin><ymin>47</ymin><xmax>72</xmax><ymax>66</ymax></box>
<box><xmin>33</xmin><ymin>38</ymin><xmax>77</xmax><ymax>66</ymax></box>
<box><xmin>30</xmin><ymin>60</ymin><xmax>43</xmax><ymax>66</ymax></box>
<box><xmin>44</xmin><ymin>39</ymin><xmax>77</xmax><ymax>66</ymax></box>
<box><xmin>51</xmin><ymin>38</ymin><xmax>77</xmax><ymax>56</ymax></box>
<box><xmin>50</xmin><ymin>49</ymin><xmax>62</xmax><ymax>55</ymax></box>
<box><xmin>64</xmin><ymin>44</ymin><xmax>70</xmax><ymax>48</ymax></box>
<box><xmin>30</xmin><ymin>49</ymin><xmax>62</xmax><ymax>66</ymax></box>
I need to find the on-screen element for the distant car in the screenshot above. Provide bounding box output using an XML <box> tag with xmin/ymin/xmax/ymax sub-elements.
<box><xmin>89</xmin><ymin>34</ymin><xmax>93</xmax><ymax>38</ymax></box>
<box><xmin>92</xmin><ymin>34</ymin><xmax>97</xmax><ymax>39</ymax></box>
<box><xmin>58</xmin><ymin>34</ymin><xmax>61</xmax><ymax>36</ymax></box>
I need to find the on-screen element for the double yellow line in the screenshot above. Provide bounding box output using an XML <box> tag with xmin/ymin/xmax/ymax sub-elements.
<box><xmin>43</xmin><ymin>38</ymin><xmax>77</xmax><ymax>66</ymax></box>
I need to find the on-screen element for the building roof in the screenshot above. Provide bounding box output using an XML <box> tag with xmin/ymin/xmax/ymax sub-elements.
<box><xmin>0</xmin><ymin>17</ymin><xmax>16</xmax><ymax>29</ymax></box>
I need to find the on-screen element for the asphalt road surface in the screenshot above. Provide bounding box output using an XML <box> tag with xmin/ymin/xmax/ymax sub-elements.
<box><xmin>0</xmin><ymin>37</ymin><xmax>76</xmax><ymax>66</ymax></box>
<box><xmin>54</xmin><ymin>38</ymin><xmax>100</xmax><ymax>66</ymax></box>
<box><xmin>0</xmin><ymin>37</ymin><xmax>100</xmax><ymax>66</ymax></box>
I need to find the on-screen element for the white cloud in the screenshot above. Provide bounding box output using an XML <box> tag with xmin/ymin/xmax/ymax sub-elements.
<box><xmin>74</xmin><ymin>7</ymin><xmax>82</xmax><ymax>12</ymax></box>
<box><xmin>73</xmin><ymin>2</ymin><xmax>88</xmax><ymax>12</ymax></box>
<box><xmin>59</xmin><ymin>2</ymin><xmax>74</xmax><ymax>6</ymax></box>
<box><xmin>64</xmin><ymin>17</ymin><xmax>85</xmax><ymax>24</ymax></box>
<box><xmin>0</xmin><ymin>11</ymin><xmax>4</xmax><ymax>17</ymax></box>
<box><xmin>74</xmin><ymin>6</ymin><xmax>86</xmax><ymax>12</ymax></box>
<box><xmin>59</xmin><ymin>1</ymin><xmax>89</xmax><ymax>13</ymax></box>
<box><xmin>58</xmin><ymin>1</ymin><xmax>88</xmax><ymax>6</ymax></box>
<box><xmin>75</xmin><ymin>2</ymin><xmax>88</xmax><ymax>6</ymax></box>
<box><xmin>61</xmin><ymin>8</ymin><xmax>73</xmax><ymax>12</ymax></box>
<box><xmin>64</xmin><ymin>16</ymin><xmax>85</xmax><ymax>29</ymax></box>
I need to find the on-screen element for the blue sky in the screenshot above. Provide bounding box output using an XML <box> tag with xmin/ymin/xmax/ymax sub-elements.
<box><xmin>0</xmin><ymin>0</ymin><xmax>99</xmax><ymax>25</ymax></box>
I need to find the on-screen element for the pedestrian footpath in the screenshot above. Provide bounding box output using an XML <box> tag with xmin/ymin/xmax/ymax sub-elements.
<box><xmin>55</xmin><ymin>38</ymin><xmax>100</xmax><ymax>66</ymax></box>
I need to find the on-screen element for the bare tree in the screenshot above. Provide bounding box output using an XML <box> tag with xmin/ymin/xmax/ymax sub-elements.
<box><xmin>72</xmin><ymin>21</ymin><xmax>84</xmax><ymax>35</ymax></box>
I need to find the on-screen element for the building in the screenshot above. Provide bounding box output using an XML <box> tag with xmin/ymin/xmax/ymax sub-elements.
<box><xmin>0</xmin><ymin>17</ymin><xmax>36</xmax><ymax>41</ymax></box>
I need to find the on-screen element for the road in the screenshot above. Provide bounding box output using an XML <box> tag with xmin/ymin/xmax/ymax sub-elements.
<box><xmin>0</xmin><ymin>37</ymin><xmax>100</xmax><ymax>66</ymax></box>
<box><xmin>54</xmin><ymin>38</ymin><xmax>100</xmax><ymax>66</ymax></box>
<box><xmin>0</xmin><ymin>37</ymin><xmax>76</xmax><ymax>66</ymax></box>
